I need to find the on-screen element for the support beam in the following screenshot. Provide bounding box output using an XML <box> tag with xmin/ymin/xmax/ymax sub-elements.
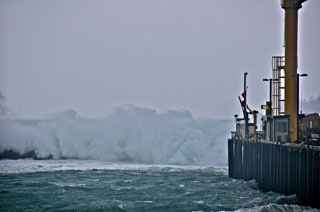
<box><xmin>281</xmin><ymin>0</ymin><xmax>307</xmax><ymax>142</ymax></box>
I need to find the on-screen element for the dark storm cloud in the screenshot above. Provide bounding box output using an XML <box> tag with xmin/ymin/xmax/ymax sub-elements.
<box><xmin>302</xmin><ymin>96</ymin><xmax>320</xmax><ymax>113</ymax></box>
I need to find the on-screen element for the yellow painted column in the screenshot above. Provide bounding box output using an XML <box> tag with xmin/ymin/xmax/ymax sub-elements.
<box><xmin>282</xmin><ymin>0</ymin><xmax>307</xmax><ymax>142</ymax></box>
<box><xmin>284</xmin><ymin>9</ymin><xmax>298</xmax><ymax>142</ymax></box>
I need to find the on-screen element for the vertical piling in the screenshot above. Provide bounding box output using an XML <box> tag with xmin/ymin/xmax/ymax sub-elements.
<box><xmin>228</xmin><ymin>138</ymin><xmax>320</xmax><ymax>207</ymax></box>
<box><xmin>228</xmin><ymin>139</ymin><xmax>234</xmax><ymax>178</ymax></box>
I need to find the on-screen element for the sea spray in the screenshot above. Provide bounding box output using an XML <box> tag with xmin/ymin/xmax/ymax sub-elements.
<box><xmin>0</xmin><ymin>105</ymin><xmax>233</xmax><ymax>165</ymax></box>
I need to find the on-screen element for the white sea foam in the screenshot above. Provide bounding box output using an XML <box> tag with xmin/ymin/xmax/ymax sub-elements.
<box><xmin>0</xmin><ymin>105</ymin><xmax>232</xmax><ymax>166</ymax></box>
<box><xmin>49</xmin><ymin>182</ymin><xmax>87</xmax><ymax>187</ymax></box>
<box><xmin>0</xmin><ymin>159</ymin><xmax>227</xmax><ymax>174</ymax></box>
<box><xmin>235</xmin><ymin>203</ymin><xmax>319</xmax><ymax>212</ymax></box>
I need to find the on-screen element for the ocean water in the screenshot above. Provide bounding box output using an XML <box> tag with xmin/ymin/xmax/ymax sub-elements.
<box><xmin>1</xmin><ymin>159</ymin><xmax>318</xmax><ymax>212</ymax></box>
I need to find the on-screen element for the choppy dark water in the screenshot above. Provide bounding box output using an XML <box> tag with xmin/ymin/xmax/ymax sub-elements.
<box><xmin>0</xmin><ymin>160</ymin><xmax>318</xmax><ymax>212</ymax></box>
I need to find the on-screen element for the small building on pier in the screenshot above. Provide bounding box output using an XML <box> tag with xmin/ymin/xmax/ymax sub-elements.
<box><xmin>301</xmin><ymin>113</ymin><xmax>320</xmax><ymax>144</ymax></box>
<box><xmin>261</xmin><ymin>115</ymin><xmax>289</xmax><ymax>143</ymax></box>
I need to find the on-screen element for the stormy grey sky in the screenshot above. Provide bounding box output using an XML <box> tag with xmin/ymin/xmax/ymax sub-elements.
<box><xmin>0</xmin><ymin>0</ymin><xmax>319</xmax><ymax>119</ymax></box>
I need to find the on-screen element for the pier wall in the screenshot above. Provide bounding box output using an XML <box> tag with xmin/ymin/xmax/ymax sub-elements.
<box><xmin>228</xmin><ymin>139</ymin><xmax>320</xmax><ymax>207</ymax></box>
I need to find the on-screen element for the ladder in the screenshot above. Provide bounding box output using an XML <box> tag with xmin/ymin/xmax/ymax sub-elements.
<box><xmin>272</xmin><ymin>56</ymin><xmax>285</xmax><ymax>116</ymax></box>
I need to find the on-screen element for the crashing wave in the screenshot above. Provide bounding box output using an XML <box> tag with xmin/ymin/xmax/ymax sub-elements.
<box><xmin>0</xmin><ymin>105</ymin><xmax>232</xmax><ymax>165</ymax></box>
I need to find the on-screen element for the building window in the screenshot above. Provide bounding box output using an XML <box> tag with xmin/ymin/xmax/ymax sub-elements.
<box><xmin>277</xmin><ymin>122</ymin><xmax>287</xmax><ymax>133</ymax></box>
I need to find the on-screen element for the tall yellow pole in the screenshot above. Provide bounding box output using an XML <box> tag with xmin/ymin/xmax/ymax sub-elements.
<box><xmin>281</xmin><ymin>0</ymin><xmax>306</xmax><ymax>142</ymax></box>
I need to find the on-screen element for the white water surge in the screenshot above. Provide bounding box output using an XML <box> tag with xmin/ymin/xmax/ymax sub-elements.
<box><xmin>0</xmin><ymin>105</ymin><xmax>232</xmax><ymax>165</ymax></box>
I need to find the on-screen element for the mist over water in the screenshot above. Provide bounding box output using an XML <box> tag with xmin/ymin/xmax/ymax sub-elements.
<box><xmin>0</xmin><ymin>105</ymin><xmax>232</xmax><ymax>165</ymax></box>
